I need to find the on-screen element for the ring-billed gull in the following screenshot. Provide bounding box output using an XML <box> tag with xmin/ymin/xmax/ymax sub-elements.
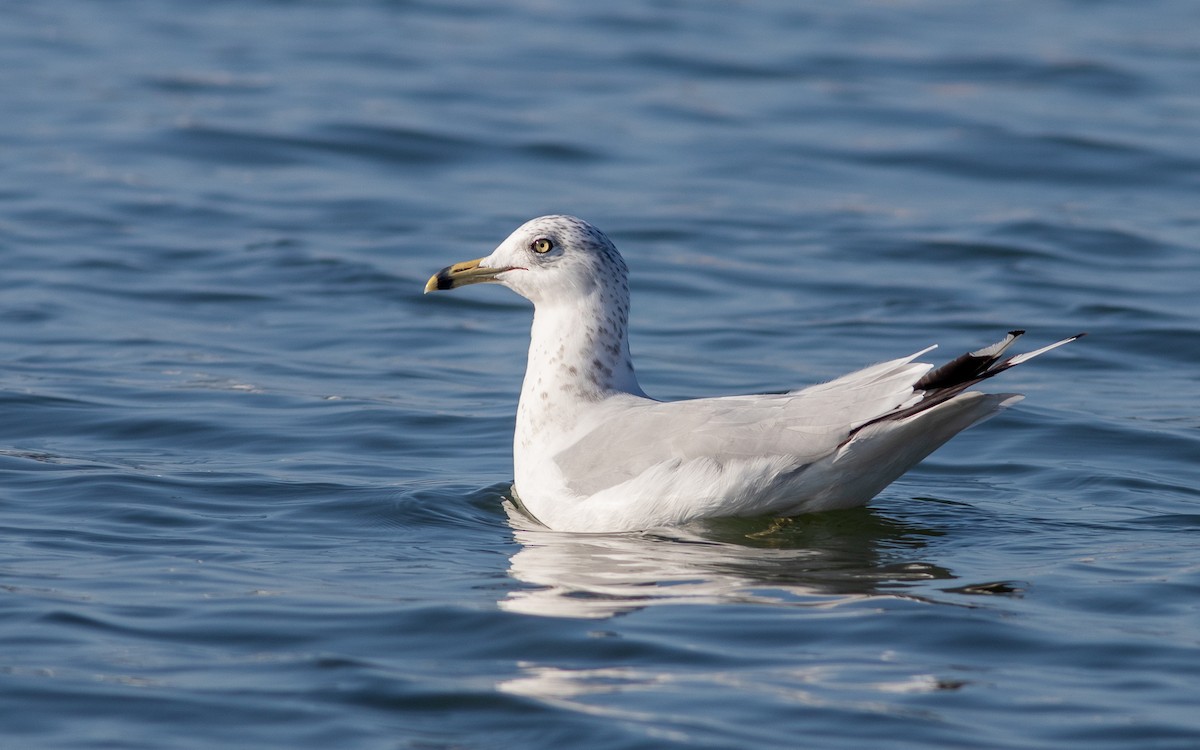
<box><xmin>425</xmin><ymin>215</ymin><xmax>1083</xmax><ymax>533</ymax></box>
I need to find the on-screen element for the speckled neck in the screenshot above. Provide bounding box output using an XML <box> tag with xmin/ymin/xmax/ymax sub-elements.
<box><xmin>515</xmin><ymin>287</ymin><xmax>643</xmax><ymax>453</ymax></box>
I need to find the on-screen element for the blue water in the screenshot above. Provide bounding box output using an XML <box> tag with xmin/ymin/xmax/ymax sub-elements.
<box><xmin>3</xmin><ymin>1</ymin><xmax>1199</xmax><ymax>748</ymax></box>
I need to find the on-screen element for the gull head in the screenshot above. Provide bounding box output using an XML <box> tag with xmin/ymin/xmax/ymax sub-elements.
<box><xmin>424</xmin><ymin>215</ymin><xmax>629</xmax><ymax>307</ymax></box>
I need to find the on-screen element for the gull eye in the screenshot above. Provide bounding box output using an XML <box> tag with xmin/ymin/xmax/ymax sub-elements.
<box><xmin>530</xmin><ymin>238</ymin><xmax>554</xmax><ymax>254</ymax></box>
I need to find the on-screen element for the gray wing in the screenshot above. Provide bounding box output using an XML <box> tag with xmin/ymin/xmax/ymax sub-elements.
<box><xmin>554</xmin><ymin>350</ymin><xmax>934</xmax><ymax>496</ymax></box>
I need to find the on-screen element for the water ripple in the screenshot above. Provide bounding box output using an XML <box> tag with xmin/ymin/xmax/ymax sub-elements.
<box><xmin>3</xmin><ymin>1</ymin><xmax>1200</xmax><ymax>748</ymax></box>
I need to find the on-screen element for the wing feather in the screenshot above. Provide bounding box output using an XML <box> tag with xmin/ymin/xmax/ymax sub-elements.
<box><xmin>554</xmin><ymin>350</ymin><xmax>934</xmax><ymax>495</ymax></box>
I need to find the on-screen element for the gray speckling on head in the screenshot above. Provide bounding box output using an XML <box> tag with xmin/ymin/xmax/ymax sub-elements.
<box><xmin>495</xmin><ymin>216</ymin><xmax>646</xmax><ymax>440</ymax></box>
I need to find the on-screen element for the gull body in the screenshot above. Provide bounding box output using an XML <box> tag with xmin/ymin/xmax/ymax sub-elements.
<box><xmin>426</xmin><ymin>215</ymin><xmax>1082</xmax><ymax>533</ymax></box>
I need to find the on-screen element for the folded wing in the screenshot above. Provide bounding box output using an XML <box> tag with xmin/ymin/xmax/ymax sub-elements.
<box><xmin>554</xmin><ymin>331</ymin><xmax>1083</xmax><ymax>499</ymax></box>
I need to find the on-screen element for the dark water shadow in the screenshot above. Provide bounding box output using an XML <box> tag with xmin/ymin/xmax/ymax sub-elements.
<box><xmin>500</xmin><ymin>495</ymin><xmax>963</xmax><ymax>619</ymax></box>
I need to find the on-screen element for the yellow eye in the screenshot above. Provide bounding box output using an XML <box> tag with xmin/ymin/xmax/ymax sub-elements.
<box><xmin>531</xmin><ymin>238</ymin><xmax>554</xmax><ymax>254</ymax></box>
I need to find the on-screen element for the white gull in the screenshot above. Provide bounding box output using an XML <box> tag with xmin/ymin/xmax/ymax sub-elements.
<box><xmin>425</xmin><ymin>215</ymin><xmax>1082</xmax><ymax>533</ymax></box>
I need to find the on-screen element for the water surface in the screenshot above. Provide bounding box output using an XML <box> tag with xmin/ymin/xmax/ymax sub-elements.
<box><xmin>2</xmin><ymin>1</ymin><xmax>1199</xmax><ymax>748</ymax></box>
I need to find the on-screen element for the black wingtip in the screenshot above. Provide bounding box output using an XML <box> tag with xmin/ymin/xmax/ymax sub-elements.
<box><xmin>857</xmin><ymin>330</ymin><xmax>1082</xmax><ymax>434</ymax></box>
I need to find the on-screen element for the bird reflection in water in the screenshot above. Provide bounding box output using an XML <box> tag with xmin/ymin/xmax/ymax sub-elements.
<box><xmin>499</xmin><ymin>491</ymin><xmax>960</xmax><ymax>619</ymax></box>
